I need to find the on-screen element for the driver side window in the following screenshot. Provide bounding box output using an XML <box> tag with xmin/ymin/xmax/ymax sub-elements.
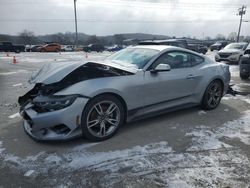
<box><xmin>151</xmin><ymin>51</ymin><xmax>191</xmax><ymax>70</ymax></box>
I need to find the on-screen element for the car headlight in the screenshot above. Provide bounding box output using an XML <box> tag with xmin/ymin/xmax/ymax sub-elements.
<box><xmin>33</xmin><ymin>95</ymin><xmax>78</xmax><ymax>111</ymax></box>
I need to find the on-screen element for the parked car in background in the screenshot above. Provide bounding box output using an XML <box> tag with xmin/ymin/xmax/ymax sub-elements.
<box><xmin>210</xmin><ymin>41</ymin><xmax>228</xmax><ymax>51</ymax></box>
<box><xmin>19</xmin><ymin>45</ymin><xmax>230</xmax><ymax>141</ymax></box>
<box><xmin>188</xmin><ymin>44</ymin><xmax>208</xmax><ymax>54</ymax></box>
<box><xmin>38</xmin><ymin>43</ymin><xmax>61</xmax><ymax>52</ymax></box>
<box><xmin>31</xmin><ymin>45</ymin><xmax>42</xmax><ymax>52</ymax></box>
<box><xmin>83</xmin><ymin>44</ymin><xmax>105</xmax><ymax>52</ymax></box>
<box><xmin>106</xmin><ymin>45</ymin><xmax>123</xmax><ymax>52</ymax></box>
<box><xmin>26</xmin><ymin>45</ymin><xmax>42</xmax><ymax>52</ymax></box>
<box><xmin>239</xmin><ymin>46</ymin><xmax>250</xmax><ymax>79</ymax></box>
<box><xmin>61</xmin><ymin>45</ymin><xmax>75</xmax><ymax>52</ymax></box>
<box><xmin>138</xmin><ymin>39</ymin><xmax>208</xmax><ymax>54</ymax></box>
<box><xmin>0</xmin><ymin>42</ymin><xmax>25</xmax><ymax>53</ymax></box>
<box><xmin>75</xmin><ymin>45</ymin><xmax>84</xmax><ymax>51</ymax></box>
<box><xmin>215</xmin><ymin>42</ymin><xmax>248</xmax><ymax>64</ymax></box>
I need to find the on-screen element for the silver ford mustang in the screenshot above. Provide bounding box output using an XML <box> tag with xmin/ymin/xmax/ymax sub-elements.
<box><xmin>19</xmin><ymin>45</ymin><xmax>231</xmax><ymax>141</ymax></box>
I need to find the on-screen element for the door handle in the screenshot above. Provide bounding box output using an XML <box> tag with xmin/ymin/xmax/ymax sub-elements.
<box><xmin>186</xmin><ymin>75</ymin><xmax>198</xmax><ymax>79</ymax></box>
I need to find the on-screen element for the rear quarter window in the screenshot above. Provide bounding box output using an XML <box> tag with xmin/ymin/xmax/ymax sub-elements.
<box><xmin>190</xmin><ymin>54</ymin><xmax>204</xmax><ymax>66</ymax></box>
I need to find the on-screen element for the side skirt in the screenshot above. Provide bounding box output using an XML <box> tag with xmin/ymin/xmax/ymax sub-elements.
<box><xmin>127</xmin><ymin>102</ymin><xmax>198</xmax><ymax>122</ymax></box>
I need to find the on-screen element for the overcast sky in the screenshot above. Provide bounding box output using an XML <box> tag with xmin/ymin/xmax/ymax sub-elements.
<box><xmin>0</xmin><ymin>0</ymin><xmax>250</xmax><ymax>38</ymax></box>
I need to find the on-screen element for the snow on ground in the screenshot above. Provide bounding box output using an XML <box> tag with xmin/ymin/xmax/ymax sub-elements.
<box><xmin>229</xmin><ymin>65</ymin><xmax>239</xmax><ymax>77</ymax></box>
<box><xmin>8</xmin><ymin>112</ymin><xmax>21</xmax><ymax>119</ymax></box>
<box><xmin>12</xmin><ymin>83</ymin><xmax>23</xmax><ymax>87</ymax></box>
<box><xmin>1</xmin><ymin>94</ymin><xmax>250</xmax><ymax>187</ymax></box>
<box><xmin>0</xmin><ymin>52</ymin><xmax>112</xmax><ymax>64</ymax></box>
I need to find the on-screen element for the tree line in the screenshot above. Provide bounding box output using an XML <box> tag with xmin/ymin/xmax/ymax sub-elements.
<box><xmin>0</xmin><ymin>30</ymin><xmax>250</xmax><ymax>46</ymax></box>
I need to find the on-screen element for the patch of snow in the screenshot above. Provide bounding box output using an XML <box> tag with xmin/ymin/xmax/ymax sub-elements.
<box><xmin>229</xmin><ymin>65</ymin><xmax>239</xmax><ymax>77</ymax></box>
<box><xmin>238</xmin><ymin>82</ymin><xmax>250</xmax><ymax>87</ymax></box>
<box><xmin>198</xmin><ymin>110</ymin><xmax>207</xmax><ymax>115</ymax></box>
<box><xmin>0</xmin><ymin>141</ymin><xmax>5</xmax><ymax>154</ymax></box>
<box><xmin>187</xmin><ymin>110</ymin><xmax>250</xmax><ymax>148</ymax></box>
<box><xmin>8</xmin><ymin>112</ymin><xmax>21</xmax><ymax>119</ymax></box>
<box><xmin>222</xmin><ymin>94</ymin><xmax>250</xmax><ymax>105</ymax></box>
<box><xmin>12</xmin><ymin>83</ymin><xmax>23</xmax><ymax>87</ymax></box>
<box><xmin>217</xmin><ymin>110</ymin><xmax>250</xmax><ymax>145</ymax></box>
<box><xmin>186</xmin><ymin>128</ymin><xmax>231</xmax><ymax>151</ymax></box>
<box><xmin>65</xmin><ymin>141</ymin><xmax>173</xmax><ymax>171</ymax></box>
<box><xmin>24</xmin><ymin>170</ymin><xmax>35</xmax><ymax>177</ymax></box>
<box><xmin>45</xmin><ymin>155</ymin><xmax>62</xmax><ymax>165</ymax></box>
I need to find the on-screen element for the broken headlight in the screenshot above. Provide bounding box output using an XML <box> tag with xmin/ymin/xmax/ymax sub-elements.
<box><xmin>33</xmin><ymin>95</ymin><xmax>78</xmax><ymax>111</ymax></box>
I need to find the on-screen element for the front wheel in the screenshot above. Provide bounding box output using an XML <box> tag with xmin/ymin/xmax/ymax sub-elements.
<box><xmin>81</xmin><ymin>95</ymin><xmax>125</xmax><ymax>141</ymax></box>
<box><xmin>240</xmin><ymin>73</ymin><xmax>249</xmax><ymax>80</ymax></box>
<box><xmin>201</xmin><ymin>80</ymin><xmax>223</xmax><ymax>110</ymax></box>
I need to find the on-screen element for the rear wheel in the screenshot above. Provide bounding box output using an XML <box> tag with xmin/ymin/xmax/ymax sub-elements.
<box><xmin>201</xmin><ymin>80</ymin><xmax>223</xmax><ymax>110</ymax></box>
<box><xmin>81</xmin><ymin>95</ymin><xmax>125</xmax><ymax>141</ymax></box>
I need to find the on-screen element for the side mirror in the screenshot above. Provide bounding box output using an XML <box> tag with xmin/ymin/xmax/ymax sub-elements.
<box><xmin>244</xmin><ymin>49</ymin><xmax>250</xmax><ymax>55</ymax></box>
<box><xmin>150</xmin><ymin>64</ymin><xmax>171</xmax><ymax>73</ymax></box>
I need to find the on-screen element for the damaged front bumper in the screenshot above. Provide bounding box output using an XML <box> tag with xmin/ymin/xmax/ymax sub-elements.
<box><xmin>21</xmin><ymin>97</ymin><xmax>89</xmax><ymax>141</ymax></box>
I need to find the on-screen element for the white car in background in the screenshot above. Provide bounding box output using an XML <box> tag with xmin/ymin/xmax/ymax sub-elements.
<box><xmin>215</xmin><ymin>42</ymin><xmax>248</xmax><ymax>64</ymax></box>
<box><xmin>61</xmin><ymin>45</ymin><xmax>75</xmax><ymax>52</ymax></box>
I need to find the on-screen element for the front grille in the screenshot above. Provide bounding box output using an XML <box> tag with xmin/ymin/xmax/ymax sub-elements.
<box><xmin>219</xmin><ymin>53</ymin><xmax>232</xmax><ymax>58</ymax></box>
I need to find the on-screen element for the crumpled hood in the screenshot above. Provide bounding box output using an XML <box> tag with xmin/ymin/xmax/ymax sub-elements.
<box><xmin>219</xmin><ymin>49</ymin><xmax>242</xmax><ymax>53</ymax></box>
<box><xmin>29</xmin><ymin>60</ymin><xmax>138</xmax><ymax>84</ymax></box>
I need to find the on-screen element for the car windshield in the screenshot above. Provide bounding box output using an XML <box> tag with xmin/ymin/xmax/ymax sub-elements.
<box><xmin>224</xmin><ymin>43</ymin><xmax>246</xmax><ymax>50</ymax></box>
<box><xmin>105</xmin><ymin>48</ymin><xmax>159</xmax><ymax>69</ymax></box>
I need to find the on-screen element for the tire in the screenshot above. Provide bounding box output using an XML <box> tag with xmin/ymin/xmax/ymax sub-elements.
<box><xmin>201</xmin><ymin>80</ymin><xmax>223</xmax><ymax>110</ymax></box>
<box><xmin>240</xmin><ymin>73</ymin><xmax>249</xmax><ymax>80</ymax></box>
<box><xmin>81</xmin><ymin>95</ymin><xmax>125</xmax><ymax>141</ymax></box>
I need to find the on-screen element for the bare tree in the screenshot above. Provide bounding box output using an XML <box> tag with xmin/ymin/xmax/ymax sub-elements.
<box><xmin>244</xmin><ymin>36</ymin><xmax>250</xmax><ymax>42</ymax></box>
<box><xmin>215</xmin><ymin>34</ymin><xmax>226</xmax><ymax>40</ymax></box>
<box><xmin>227</xmin><ymin>32</ymin><xmax>237</xmax><ymax>42</ymax></box>
<box><xmin>114</xmin><ymin>34</ymin><xmax>124</xmax><ymax>45</ymax></box>
<box><xmin>86</xmin><ymin>35</ymin><xmax>100</xmax><ymax>45</ymax></box>
<box><xmin>18</xmin><ymin>30</ymin><xmax>35</xmax><ymax>46</ymax></box>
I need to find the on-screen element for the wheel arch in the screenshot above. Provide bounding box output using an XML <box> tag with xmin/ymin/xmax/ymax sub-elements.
<box><xmin>84</xmin><ymin>92</ymin><xmax>128</xmax><ymax>122</ymax></box>
<box><xmin>200</xmin><ymin>77</ymin><xmax>224</xmax><ymax>103</ymax></box>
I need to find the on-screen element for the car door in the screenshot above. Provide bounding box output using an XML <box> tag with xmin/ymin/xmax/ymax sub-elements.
<box><xmin>46</xmin><ymin>44</ymin><xmax>52</xmax><ymax>52</ymax></box>
<box><xmin>142</xmin><ymin>51</ymin><xmax>199</xmax><ymax>113</ymax></box>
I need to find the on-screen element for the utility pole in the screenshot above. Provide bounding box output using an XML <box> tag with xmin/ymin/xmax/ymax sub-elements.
<box><xmin>74</xmin><ymin>0</ymin><xmax>78</xmax><ymax>48</ymax></box>
<box><xmin>236</xmin><ymin>5</ymin><xmax>247</xmax><ymax>42</ymax></box>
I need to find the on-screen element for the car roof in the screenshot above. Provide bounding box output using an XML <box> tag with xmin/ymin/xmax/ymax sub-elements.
<box><xmin>129</xmin><ymin>45</ymin><xmax>205</xmax><ymax>58</ymax></box>
<box><xmin>138</xmin><ymin>39</ymin><xmax>184</xmax><ymax>45</ymax></box>
<box><xmin>129</xmin><ymin>45</ymin><xmax>176</xmax><ymax>51</ymax></box>
<box><xmin>129</xmin><ymin>45</ymin><xmax>196</xmax><ymax>53</ymax></box>
<box><xmin>229</xmin><ymin>42</ymin><xmax>248</xmax><ymax>45</ymax></box>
